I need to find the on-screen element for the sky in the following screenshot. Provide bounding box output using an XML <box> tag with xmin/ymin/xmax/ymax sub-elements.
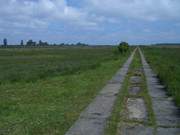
<box><xmin>0</xmin><ymin>0</ymin><xmax>180</xmax><ymax>45</ymax></box>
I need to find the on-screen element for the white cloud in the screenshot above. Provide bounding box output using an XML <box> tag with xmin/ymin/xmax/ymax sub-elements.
<box><xmin>0</xmin><ymin>0</ymin><xmax>96</xmax><ymax>29</ymax></box>
<box><xmin>1</xmin><ymin>0</ymin><xmax>180</xmax><ymax>45</ymax></box>
<box><xmin>85</xmin><ymin>0</ymin><xmax>180</xmax><ymax>21</ymax></box>
<box><xmin>1</xmin><ymin>0</ymin><xmax>179</xmax><ymax>30</ymax></box>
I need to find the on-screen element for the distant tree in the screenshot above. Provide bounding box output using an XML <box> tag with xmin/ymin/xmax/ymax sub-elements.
<box><xmin>118</xmin><ymin>41</ymin><xmax>129</xmax><ymax>53</ymax></box>
<box><xmin>70</xmin><ymin>43</ymin><xmax>75</xmax><ymax>46</ymax></box>
<box><xmin>26</xmin><ymin>40</ymin><xmax>36</xmax><ymax>46</ymax></box>
<box><xmin>76</xmin><ymin>42</ymin><xmax>81</xmax><ymax>46</ymax></box>
<box><xmin>3</xmin><ymin>38</ymin><xmax>7</xmax><ymax>46</ymax></box>
<box><xmin>38</xmin><ymin>40</ymin><xmax>42</xmax><ymax>46</ymax></box>
<box><xmin>26</xmin><ymin>40</ymin><xmax>32</xmax><ymax>46</ymax></box>
<box><xmin>38</xmin><ymin>40</ymin><xmax>49</xmax><ymax>46</ymax></box>
<box><xmin>44</xmin><ymin>42</ymin><xmax>48</xmax><ymax>46</ymax></box>
<box><xmin>20</xmin><ymin>40</ymin><xmax>24</xmax><ymax>46</ymax></box>
<box><xmin>60</xmin><ymin>43</ymin><xmax>65</xmax><ymax>46</ymax></box>
<box><xmin>76</xmin><ymin>42</ymin><xmax>87</xmax><ymax>46</ymax></box>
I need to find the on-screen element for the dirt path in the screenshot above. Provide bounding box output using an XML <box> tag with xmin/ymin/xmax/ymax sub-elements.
<box><xmin>65</xmin><ymin>49</ymin><xmax>136</xmax><ymax>135</ymax></box>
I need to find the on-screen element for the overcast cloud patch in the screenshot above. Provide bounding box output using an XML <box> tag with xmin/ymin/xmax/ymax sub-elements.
<box><xmin>0</xmin><ymin>0</ymin><xmax>180</xmax><ymax>44</ymax></box>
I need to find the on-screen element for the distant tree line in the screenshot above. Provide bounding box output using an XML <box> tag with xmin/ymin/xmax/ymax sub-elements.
<box><xmin>26</xmin><ymin>40</ymin><xmax>49</xmax><ymax>46</ymax></box>
<box><xmin>0</xmin><ymin>38</ymin><xmax>89</xmax><ymax>47</ymax></box>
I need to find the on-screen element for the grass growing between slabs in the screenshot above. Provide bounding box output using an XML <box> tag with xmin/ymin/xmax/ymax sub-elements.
<box><xmin>105</xmin><ymin>50</ymin><xmax>156</xmax><ymax>135</ymax></box>
<box><xmin>142</xmin><ymin>47</ymin><xmax>180</xmax><ymax>107</ymax></box>
<box><xmin>0</xmin><ymin>46</ymin><xmax>130</xmax><ymax>135</ymax></box>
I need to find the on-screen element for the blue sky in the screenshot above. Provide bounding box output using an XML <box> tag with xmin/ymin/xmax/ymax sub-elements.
<box><xmin>0</xmin><ymin>0</ymin><xmax>180</xmax><ymax>45</ymax></box>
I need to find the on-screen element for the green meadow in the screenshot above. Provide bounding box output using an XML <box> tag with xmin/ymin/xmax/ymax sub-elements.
<box><xmin>0</xmin><ymin>46</ymin><xmax>130</xmax><ymax>135</ymax></box>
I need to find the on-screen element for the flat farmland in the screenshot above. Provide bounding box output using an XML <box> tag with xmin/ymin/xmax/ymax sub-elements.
<box><xmin>142</xmin><ymin>47</ymin><xmax>180</xmax><ymax>106</ymax></box>
<box><xmin>0</xmin><ymin>47</ymin><xmax>130</xmax><ymax>135</ymax></box>
<box><xmin>0</xmin><ymin>47</ymin><xmax>124</xmax><ymax>83</ymax></box>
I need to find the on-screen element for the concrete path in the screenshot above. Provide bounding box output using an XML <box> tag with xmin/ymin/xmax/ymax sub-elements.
<box><xmin>117</xmin><ymin>57</ymin><xmax>151</xmax><ymax>135</ymax></box>
<box><xmin>139</xmin><ymin>48</ymin><xmax>180</xmax><ymax>135</ymax></box>
<box><xmin>65</xmin><ymin>49</ymin><xmax>136</xmax><ymax>135</ymax></box>
<box><xmin>126</xmin><ymin>98</ymin><xmax>147</xmax><ymax>121</ymax></box>
<box><xmin>117</xmin><ymin>48</ymin><xmax>180</xmax><ymax>135</ymax></box>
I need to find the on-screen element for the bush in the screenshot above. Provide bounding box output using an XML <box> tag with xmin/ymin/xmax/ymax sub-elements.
<box><xmin>118</xmin><ymin>42</ymin><xmax>129</xmax><ymax>53</ymax></box>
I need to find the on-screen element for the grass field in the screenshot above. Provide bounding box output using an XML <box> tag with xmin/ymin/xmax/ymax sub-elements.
<box><xmin>0</xmin><ymin>47</ymin><xmax>122</xmax><ymax>84</ymax></box>
<box><xmin>142</xmin><ymin>47</ymin><xmax>180</xmax><ymax>106</ymax></box>
<box><xmin>0</xmin><ymin>46</ymin><xmax>130</xmax><ymax>135</ymax></box>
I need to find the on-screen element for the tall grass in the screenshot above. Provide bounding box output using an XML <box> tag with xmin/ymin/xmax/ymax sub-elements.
<box><xmin>142</xmin><ymin>47</ymin><xmax>180</xmax><ymax>106</ymax></box>
<box><xmin>0</xmin><ymin>46</ymin><xmax>130</xmax><ymax>135</ymax></box>
<box><xmin>0</xmin><ymin>47</ymin><xmax>120</xmax><ymax>84</ymax></box>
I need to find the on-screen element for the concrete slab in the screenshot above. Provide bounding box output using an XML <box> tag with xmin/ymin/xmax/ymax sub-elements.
<box><xmin>127</xmin><ymin>98</ymin><xmax>147</xmax><ymax>121</ymax></box>
<box><xmin>152</xmin><ymin>98</ymin><xmax>180</xmax><ymax>126</ymax></box>
<box><xmin>130</xmin><ymin>76</ymin><xmax>142</xmax><ymax>84</ymax></box>
<box><xmin>148</xmin><ymin>85</ymin><xmax>168</xmax><ymax>98</ymax></box>
<box><xmin>157</xmin><ymin>128</ymin><xmax>180</xmax><ymax>135</ymax></box>
<box><xmin>129</xmin><ymin>86</ymin><xmax>141</xmax><ymax>95</ymax></box>
<box><xmin>118</xmin><ymin>123</ymin><xmax>154</xmax><ymax>135</ymax></box>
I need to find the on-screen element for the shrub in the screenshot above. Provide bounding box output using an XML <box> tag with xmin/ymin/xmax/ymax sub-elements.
<box><xmin>118</xmin><ymin>42</ymin><xmax>129</xmax><ymax>53</ymax></box>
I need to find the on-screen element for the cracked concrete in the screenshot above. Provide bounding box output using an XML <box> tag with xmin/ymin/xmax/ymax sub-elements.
<box><xmin>130</xmin><ymin>76</ymin><xmax>142</xmax><ymax>84</ymax></box>
<box><xmin>139</xmin><ymin>48</ymin><xmax>180</xmax><ymax>134</ymax></box>
<box><xmin>129</xmin><ymin>86</ymin><xmax>141</xmax><ymax>95</ymax></box>
<box><xmin>66</xmin><ymin>48</ymin><xmax>180</xmax><ymax>135</ymax></box>
<box><xmin>65</xmin><ymin>49</ymin><xmax>136</xmax><ymax>135</ymax></box>
<box><xmin>118</xmin><ymin>48</ymin><xmax>180</xmax><ymax>135</ymax></box>
<box><xmin>118</xmin><ymin>123</ymin><xmax>154</xmax><ymax>135</ymax></box>
<box><xmin>127</xmin><ymin>98</ymin><xmax>147</xmax><ymax>121</ymax></box>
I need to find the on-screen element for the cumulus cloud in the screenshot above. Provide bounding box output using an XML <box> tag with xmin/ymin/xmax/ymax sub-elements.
<box><xmin>0</xmin><ymin>0</ymin><xmax>96</xmax><ymax>29</ymax></box>
<box><xmin>0</xmin><ymin>0</ymin><xmax>180</xmax><ymax>44</ymax></box>
<box><xmin>0</xmin><ymin>0</ymin><xmax>180</xmax><ymax>30</ymax></box>
<box><xmin>86</xmin><ymin>0</ymin><xmax>180</xmax><ymax>21</ymax></box>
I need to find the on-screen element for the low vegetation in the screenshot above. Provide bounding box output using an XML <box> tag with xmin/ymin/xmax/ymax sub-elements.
<box><xmin>118</xmin><ymin>42</ymin><xmax>129</xmax><ymax>53</ymax></box>
<box><xmin>0</xmin><ymin>47</ymin><xmax>120</xmax><ymax>84</ymax></box>
<box><xmin>142</xmin><ymin>47</ymin><xmax>180</xmax><ymax>106</ymax></box>
<box><xmin>0</xmin><ymin>46</ymin><xmax>130</xmax><ymax>135</ymax></box>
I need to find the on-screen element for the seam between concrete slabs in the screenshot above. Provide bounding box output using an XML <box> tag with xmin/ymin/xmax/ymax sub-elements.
<box><xmin>65</xmin><ymin>49</ymin><xmax>137</xmax><ymax>135</ymax></box>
